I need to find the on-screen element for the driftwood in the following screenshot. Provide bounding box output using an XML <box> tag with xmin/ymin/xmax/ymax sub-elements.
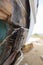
<box><xmin>0</xmin><ymin>0</ymin><xmax>30</xmax><ymax>29</ymax></box>
<box><xmin>3</xmin><ymin>51</ymin><xmax>17</xmax><ymax>65</ymax></box>
<box><xmin>0</xmin><ymin>27</ymin><xmax>28</xmax><ymax>65</ymax></box>
<box><xmin>11</xmin><ymin>0</ymin><xmax>30</xmax><ymax>29</ymax></box>
<box><xmin>0</xmin><ymin>0</ymin><xmax>30</xmax><ymax>65</ymax></box>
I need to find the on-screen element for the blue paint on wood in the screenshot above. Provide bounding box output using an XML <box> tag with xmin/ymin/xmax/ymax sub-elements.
<box><xmin>0</xmin><ymin>20</ymin><xmax>9</xmax><ymax>42</ymax></box>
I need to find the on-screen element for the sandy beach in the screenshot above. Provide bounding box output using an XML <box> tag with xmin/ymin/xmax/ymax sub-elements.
<box><xmin>19</xmin><ymin>38</ymin><xmax>43</xmax><ymax>65</ymax></box>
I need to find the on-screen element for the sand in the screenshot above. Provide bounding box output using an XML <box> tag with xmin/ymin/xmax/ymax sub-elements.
<box><xmin>19</xmin><ymin>43</ymin><xmax>43</xmax><ymax>65</ymax></box>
